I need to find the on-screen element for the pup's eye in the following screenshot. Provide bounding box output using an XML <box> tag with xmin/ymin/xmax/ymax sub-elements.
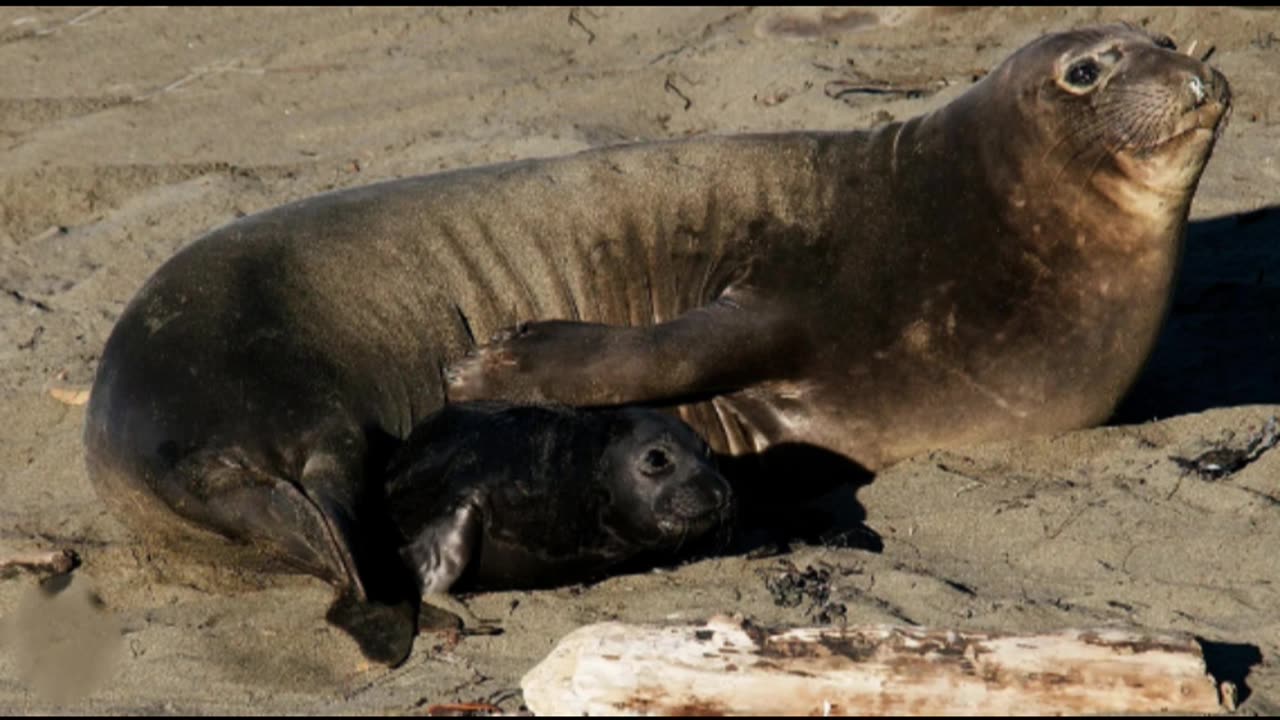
<box><xmin>1065</xmin><ymin>58</ymin><xmax>1102</xmax><ymax>88</ymax></box>
<box><xmin>1154</xmin><ymin>35</ymin><xmax>1177</xmax><ymax>51</ymax></box>
<box><xmin>639</xmin><ymin>448</ymin><xmax>673</xmax><ymax>475</ymax></box>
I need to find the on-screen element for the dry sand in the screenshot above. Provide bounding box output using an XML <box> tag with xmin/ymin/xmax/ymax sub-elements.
<box><xmin>1</xmin><ymin>6</ymin><xmax>1278</xmax><ymax>714</ymax></box>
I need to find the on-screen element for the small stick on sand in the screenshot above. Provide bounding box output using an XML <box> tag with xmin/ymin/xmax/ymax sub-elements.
<box><xmin>49</xmin><ymin>386</ymin><xmax>91</xmax><ymax>406</ymax></box>
<box><xmin>0</xmin><ymin>549</ymin><xmax>81</xmax><ymax>579</ymax></box>
<box><xmin>424</xmin><ymin>702</ymin><xmax>504</xmax><ymax>717</ymax></box>
<box><xmin>33</xmin><ymin>6</ymin><xmax>111</xmax><ymax>36</ymax></box>
<box><xmin>522</xmin><ymin>615</ymin><xmax>1235</xmax><ymax>716</ymax></box>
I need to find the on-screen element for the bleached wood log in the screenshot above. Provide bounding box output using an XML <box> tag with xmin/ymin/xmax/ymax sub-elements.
<box><xmin>521</xmin><ymin>615</ymin><xmax>1234</xmax><ymax>716</ymax></box>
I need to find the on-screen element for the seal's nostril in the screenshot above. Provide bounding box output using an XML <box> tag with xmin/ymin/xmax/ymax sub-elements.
<box><xmin>712</xmin><ymin>483</ymin><xmax>727</xmax><ymax>509</ymax></box>
<box><xmin>1189</xmin><ymin>76</ymin><xmax>1207</xmax><ymax>107</ymax></box>
<box><xmin>671</xmin><ymin>477</ymin><xmax>731</xmax><ymax>518</ymax></box>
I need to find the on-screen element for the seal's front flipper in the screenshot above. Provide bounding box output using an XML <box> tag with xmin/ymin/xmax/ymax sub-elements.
<box><xmin>399</xmin><ymin>503</ymin><xmax>480</xmax><ymax>595</ymax></box>
<box><xmin>398</xmin><ymin>503</ymin><xmax>504</xmax><ymax>634</ymax></box>
<box><xmin>417</xmin><ymin>599</ymin><xmax>464</xmax><ymax>632</ymax></box>
<box><xmin>446</xmin><ymin>294</ymin><xmax>806</xmax><ymax>406</ymax></box>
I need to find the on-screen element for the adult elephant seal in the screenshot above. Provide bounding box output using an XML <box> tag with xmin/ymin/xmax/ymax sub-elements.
<box><xmin>386</xmin><ymin>402</ymin><xmax>732</xmax><ymax>602</ymax></box>
<box><xmin>84</xmin><ymin>25</ymin><xmax>1230</xmax><ymax>665</ymax></box>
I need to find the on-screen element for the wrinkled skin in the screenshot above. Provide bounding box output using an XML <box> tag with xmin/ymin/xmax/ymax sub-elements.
<box><xmin>84</xmin><ymin>24</ymin><xmax>1230</xmax><ymax>665</ymax></box>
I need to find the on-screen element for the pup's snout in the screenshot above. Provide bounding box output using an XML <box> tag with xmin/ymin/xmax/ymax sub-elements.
<box><xmin>661</xmin><ymin>474</ymin><xmax>732</xmax><ymax>521</ymax></box>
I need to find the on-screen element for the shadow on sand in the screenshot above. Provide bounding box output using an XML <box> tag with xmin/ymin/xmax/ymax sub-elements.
<box><xmin>1114</xmin><ymin>204</ymin><xmax>1280</xmax><ymax>423</ymax></box>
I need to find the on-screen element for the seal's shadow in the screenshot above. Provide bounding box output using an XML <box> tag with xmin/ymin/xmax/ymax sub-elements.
<box><xmin>1114</xmin><ymin>205</ymin><xmax>1280</xmax><ymax>423</ymax></box>
<box><xmin>1197</xmin><ymin>637</ymin><xmax>1263</xmax><ymax>706</ymax></box>
<box><xmin>717</xmin><ymin>443</ymin><xmax>881</xmax><ymax>556</ymax></box>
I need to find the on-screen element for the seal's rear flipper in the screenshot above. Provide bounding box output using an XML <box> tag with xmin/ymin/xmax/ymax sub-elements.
<box><xmin>325</xmin><ymin>590</ymin><xmax>417</xmax><ymax>666</ymax></box>
<box><xmin>301</xmin><ymin>452</ymin><xmax>420</xmax><ymax>666</ymax></box>
<box><xmin>165</xmin><ymin>453</ymin><xmax>418</xmax><ymax>665</ymax></box>
<box><xmin>170</xmin><ymin>466</ymin><xmax>355</xmax><ymax>585</ymax></box>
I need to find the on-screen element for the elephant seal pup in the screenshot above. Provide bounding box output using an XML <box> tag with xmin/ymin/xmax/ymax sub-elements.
<box><xmin>83</xmin><ymin>25</ymin><xmax>1230</xmax><ymax>665</ymax></box>
<box><xmin>385</xmin><ymin>402</ymin><xmax>732</xmax><ymax>609</ymax></box>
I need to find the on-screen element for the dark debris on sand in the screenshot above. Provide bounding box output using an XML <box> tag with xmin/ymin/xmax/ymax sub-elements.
<box><xmin>1170</xmin><ymin>416</ymin><xmax>1279</xmax><ymax>480</ymax></box>
<box><xmin>756</xmin><ymin>560</ymin><xmax>848</xmax><ymax>625</ymax></box>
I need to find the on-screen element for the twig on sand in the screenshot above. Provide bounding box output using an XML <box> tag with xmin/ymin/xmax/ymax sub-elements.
<box><xmin>133</xmin><ymin>54</ymin><xmax>264</xmax><ymax>103</ymax></box>
<box><xmin>824</xmin><ymin>79</ymin><xmax>938</xmax><ymax>101</ymax></box>
<box><xmin>33</xmin><ymin>6</ymin><xmax>112</xmax><ymax>36</ymax></box>
<box><xmin>567</xmin><ymin>7</ymin><xmax>596</xmax><ymax>44</ymax></box>
<box><xmin>49</xmin><ymin>386</ymin><xmax>91</xmax><ymax>405</ymax></box>
<box><xmin>664</xmin><ymin>74</ymin><xmax>693</xmax><ymax>111</ymax></box>
<box><xmin>0</xmin><ymin>549</ymin><xmax>81</xmax><ymax>579</ymax></box>
<box><xmin>424</xmin><ymin>702</ymin><xmax>505</xmax><ymax>717</ymax></box>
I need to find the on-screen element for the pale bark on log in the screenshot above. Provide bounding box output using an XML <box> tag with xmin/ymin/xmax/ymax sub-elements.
<box><xmin>521</xmin><ymin>615</ymin><xmax>1234</xmax><ymax>716</ymax></box>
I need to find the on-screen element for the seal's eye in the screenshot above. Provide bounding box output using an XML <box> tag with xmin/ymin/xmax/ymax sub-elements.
<box><xmin>638</xmin><ymin>447</ymin><xmax>673</xmax><ymax>476</ymax></box>
<box><xmin>1154</xmin><ymin>35</ymin><xmax>1177</xmax><ymax>51</ymax></box>
<box><xmin>1065</xmin><ymin>58</ymin><xmax>1102</xmax><ymax>89</ymax></box>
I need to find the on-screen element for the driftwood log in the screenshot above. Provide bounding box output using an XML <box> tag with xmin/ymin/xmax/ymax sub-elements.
<box><xmin>521</xmin><ymin>615</ymin><xmax>1235</xmax><ymax>716</ymax></box>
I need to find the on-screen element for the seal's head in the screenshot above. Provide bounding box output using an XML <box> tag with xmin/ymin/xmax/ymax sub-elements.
<box><xmin>599</xmin><ymin>409</ymin><xmax>734</xmax><ymax>553</ymax></box>
<box><xmin>888</xmin><ymin>24</ymin><xmax>1234</xmax><ymax>443</ymax></box>
<box><xmin>972</xmin><ymin>24</ymin><xmax>1230</xmax><ymax>218</ymax></box>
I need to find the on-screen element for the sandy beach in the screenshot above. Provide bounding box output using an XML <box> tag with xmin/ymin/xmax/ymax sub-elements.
<box><xmin>2</xmin><ymin>6</ymin><xmax>1279</xmax><ymax>714</ymax></box>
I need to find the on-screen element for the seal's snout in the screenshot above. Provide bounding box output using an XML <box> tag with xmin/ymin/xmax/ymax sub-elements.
<box><xmin>660</xmin><ymin>472</ymin><xmax>732</xmax><ymax>522</ymax></box>
<box><xmin>1183</xmin><ymin>66</ymin><xmax>1231</xmax><ymax>143</ymax></box>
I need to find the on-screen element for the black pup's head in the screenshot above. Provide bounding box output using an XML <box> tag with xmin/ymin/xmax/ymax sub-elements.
<box><xmin>598</xmin><ymin>408</ymin><xmax>734</xmax><ymax>553</ymax></box>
